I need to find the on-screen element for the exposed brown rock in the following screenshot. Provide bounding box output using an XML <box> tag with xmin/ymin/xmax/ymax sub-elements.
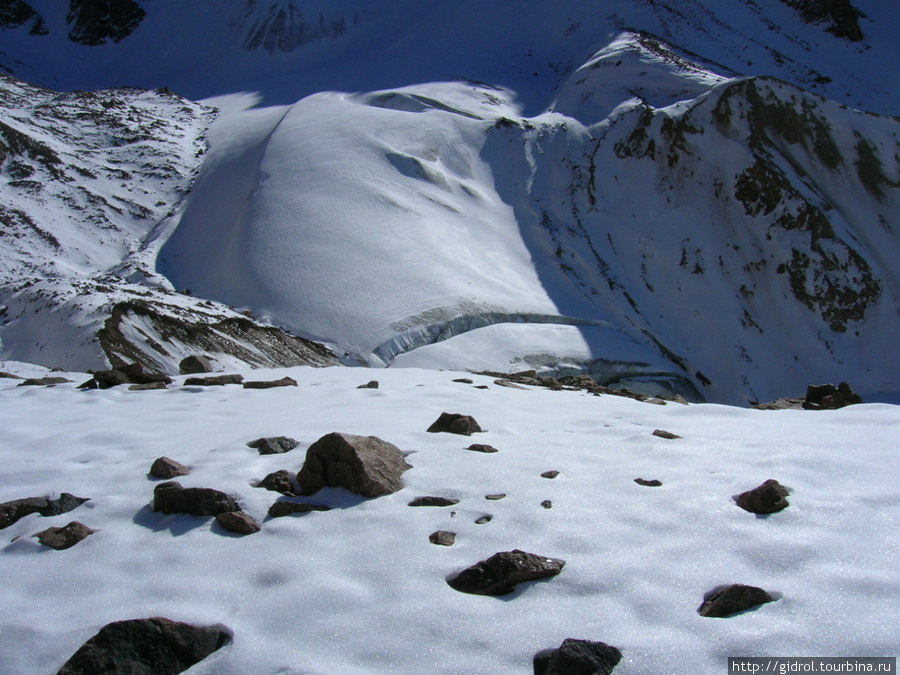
<box><xmin>429</xmin><ymin>530</ymin><xmax>456</xmax><ymax>546</ymax></box>
<box><xmin>243</xmin><ymin>377</ymin><xmax>298</xmax><ymax>389</ymax></box>
<box><xmin>152</xmin><ymin>482</ymin><xmax>239</xmax><ymax>517</ymax></box>
<box><xmin>466</xmin><ymin>443</ymin><xmax>499</xmax><ymax>453</ymax></box>
<box><xmin>534</xmin><ymin>638</ymin><xmax>623</xmax><ymax>675</ymax></box>
<box><xmin>634</xmin><ymin>478</ymin><xmax>662</xmax><ymax>487</ymax></box>
<box><xmin>296</xmin><ymin>432</ymin><xmax>411</xmax><ymax>498</ymax></box>
<box><xmin>652</xmin><ymin>429</ymin><xmax>682</xmax><ymax>440</ymax></box>
<box><xmin>447</xmin><ymin>549</ymin><xmax>565</xmax><ymax>596</ymax></box>
<box><xmin>56</xmin><ymin>617</ymin><xmax>229</xmax><ymax>675</ymax></box>
<box><xmin>215</xmin><ymin>511</ymin><xmax>260</xmax><ymax>535</ymax></box>
<box><xmin>255</xmin><ymin>470</ymin><xmax>295</xmax><ymax>494</ymax></box>
<box><xmin>149</xmin><ymin>457</ymin><xmax>189</xmax><ymax>479</ymax></box>
<box><xmin>698</xmin><ymin>584</ymin><xmax>775</xmax><ymax>617</ymax></box>
<box><xmin>183</xmin><ymin>374</ymin><xmax>244</xmax><ymax>386</ymax></box>
<box><xmin>34</xmin><ymin>521</ymin><xmax>95</xmax><ymax>550</ymax></box>
<box><xmin>1</xmin><ymin>493</ymin><xmax>89</xmax><ymax>530</ymax></box>
<box><xmin>408</xmin><ymin>496</ymin><xmax>459</xmax><ymax>507</ymax></box>
<box><xmin>736</xmin><ymin>479</ymin><xmax>790</xmax><ymax>514</ymax></box>
<box><xmin>541</xmin><ymin>471</ymin><xmax>560</xmax><ymax>479</ymax></box>
<box><xmin>179</xmin><ymin>355</ymin><xmax>213</xmax><ymax>375</ymax></box>
<box><xmin>247</xmin><ymin>436</ymin><xmax>299</xmax><ymax>455</ymax></box>
<box><xmin>427</xmin><ymin>412</ymin><xmax>483</xmax><ymax>436</ymax></box>
<box><xmin>267</xmin><ymin>501</ymin><xmax>331</xmax><ymax>518</ymax></box>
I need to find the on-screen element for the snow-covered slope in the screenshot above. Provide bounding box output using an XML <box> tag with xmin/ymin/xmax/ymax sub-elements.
<box><xmin>1</xmin><ymin>365</ymin><xmax>898</xmax><ymax>674</ymax></box>
<box><xmin>1</xmin><ymin>2</ymin><xmax>899</xmax><ymax>403</ymax></box>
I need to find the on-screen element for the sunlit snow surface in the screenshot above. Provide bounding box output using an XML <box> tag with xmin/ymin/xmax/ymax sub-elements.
<box><xmin>1</xmin><ymin>364</ymin><xmax>897</xmax><ymax>674</ymax></box>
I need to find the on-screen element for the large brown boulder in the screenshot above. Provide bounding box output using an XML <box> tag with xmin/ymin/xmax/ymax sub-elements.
<box><xmin>427</xmin><ymin>412</ymin><xmax>483</xmax><ymax>436</ymax></box>
<box><xmin>56</xmin><ymin>617</ymin><xmax>229</xmax><ymax>675</ymax></box>
<box><xmin>296</xmin><ymin>433</ymin><xmax>411</xmax><ymax>498</ymax></box>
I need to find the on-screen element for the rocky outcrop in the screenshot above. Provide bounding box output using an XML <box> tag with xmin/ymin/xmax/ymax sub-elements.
<box><xmin>56</xmin><ymin>617</ymin><xmax>229</xmax><ymax>675</ymax></box>
<box><xmin>778</xmin><ymin>0</ymin><xmax>863</xmax><ymax>41</ymax></box>
<box><xmin>427</xmin><ymin>413</ymin><xmax>483</xmax><ymax>436</ymax></box>
<box><xmin>152</xmin><ymin>482</ymin><xmax>240</xmax><ymax>517</ymax></box>
<box><xmin>34</xmin><ymin>521</ymin><xmax>94</xmax><ymax>550</ymax></box>
<box><xmin>0</xmin><ymin>0</ymin><xmax>47</xmax><ymax>34</ymax></box>
<box><xmin>803</xmin><ymin>382</ymin><xmax>863</xmax><ymax>410</ymax></box>
<box><xmin>447</xmin><ymin>549</ymin><xmax>565</xmax><ymax>596</ymax></box>
<box><xmin>736</xmin><ymin>479</ymin><xmax>790</xmax><ymax>514</ymax></box>
<box><xmin>296</xmin><ymin>432</ymin><xmax>411</xmax><ymax>498</ymax></box>
<box><xmin>97</xmin><ymin>301</ymin><xmax>339</xmax><ymax>377</ymax></box>
<box><xmin>17</xmin><ymin>376</ymin><xmax>70</xmax><ymax>386</ymax></box>
<box><xmin>652</xmin><ymin>429</ymin><xmax>681</xmax><ymax>440</ymax></box>
<box><xmin>66</xmin><ymin>0</ymin><xmax>146</xmax><ymax>46</ymax></box>
<box><xmin>698</xmin><ymin>584</ymin><xmax>775</xmax><ymax>617</ymax></box>
<box><xmin>534</xmin><ymin>638</ymin><xmax>623</xmax><ymax>675</ymax></box>
<box><xmin>0</xmin><ymin>493</ymin><xmax>89</xmax><ymax>529</ymax></box>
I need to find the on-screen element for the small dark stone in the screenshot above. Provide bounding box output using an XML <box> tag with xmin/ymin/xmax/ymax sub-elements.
<box><xmin>0</xmin><ymin>493</ymin><xmax>90</xmax><ymax>530</ymax></box>
<box><xmin>267</xmin><ymin>501</ymin><xmax>331</xmax><ymax>518</ymax></box>
<box><xmin>429</xmin><ymin>530</ymin><xmax>456</xmax><ymax>546</ymax></box>
<box><xmin>541</xmin><ymin>471</ymin><xmax>560</xmax><ymax>479</ymax></box>
<box><xmin>297</xmin><ymin>432</ymin><xmax>411</xmax><ymax>498</ymax></box>
<box><xmin>215</xmin><ymin>511</ymin><xmax>260</xmax><ymax>535</ymax></box>
<box><xmin>427</xmin><ymin>412</ymin><xmax>483</xmax><ymax>436</ymax></box>
<box><xmin>243</xmin><ymin>377</ymin><xmax>298</xmax><ymax>389</ymax></box>
<box><xmin>183</xmin><ymin>374</ymin><xmax>244</xmax><ymax>386</ymax></box>
<box><xmin>736</xmin><ymin>479</ymin><xmax>790</xmax><ymax>514</ymax></box>
<box><xmin>179</xmin><ymin>355</ymin><xmax>213</xmax><ymax>375</ymax></box>
<box><xmin>541</xmin><ymin>500</ymin><xmax>553</xmax><ymax>509</ymax></box>
<box><xmin>152</xmin><ymin>482</ymin><xmax>239</xmax><ymax>517</ymax></box>
<box><xmin>534</xmin><ymin>638</ymin><xmax>623</xmax><ymax>675</ymax></box>
<box><xmin>247</xmin><ymin>436</ymin><xmax>299</xmax><ymax>455</ymax></box>
<box><xmin>652</xmin><ymin>429</ymin><xmax>681</xmax><ymax>439</ymax></box>
<box><xmin>698</xmin><ymin>584</ymin><xmax>775</xmax><ymax>617</ymax></box>
<box><xmin>357</xmin><ymin>380</ymin><xmax>379</xmax><ymax>389</ymax></box>
<box><xmin>17</xmin><ymin>377</ymin><xmax>71</xmax><ymax>387</ymax></box>
<box><xmin>466</xmin><ymin>443</ymin><xmax>499</xmax><ymax>453</ymax></box>
<box><xmin>56</xmin><ymin>617</ymin><xmax>229</xmax><ymax>675</ymax></box>
<box><xmin>255</xmin><ymin>470</ymin><xmax>295</xmax><ymax>494</ymax></box>
<box><xmin>634</xmin><ymin>478</ymin><xmax>662</xmax><ymax>487</ymax></box>
<box><xmin>474</xmin><ymin>515</ymin><xmax>493</xmax><ymax>524</ymax></box>
<box><xmin>34</xmin><ymin>521</ymin><xmax>95</xmax><ymax>550</ymax></box>
<box><xmin>485</xmin><ymin>494</ymin><xmax>506</xmax><ymax>500</ymax></box>
<box><xmin>452</xmin><ymin>378</ymin><xmax>474</xmax><ymax>384</ymax></box>
<box><xmin>474</xmin><ymin>385</ymin><xmax>489</xmax><ymax>390</ymax></box>
<box><xmin>447</xmin><ymin>549</ymin><xmax>565</xmax><ymax>596</ymax></box>
<box><xmin>408</xmin><ymin>496</ymin><xmax>460</xmax><ymax>507</ymax></box>
<box><xmin>149</xmin><ymin>457</ymin><xmax>189</xmax><ymax>479</ymax></box>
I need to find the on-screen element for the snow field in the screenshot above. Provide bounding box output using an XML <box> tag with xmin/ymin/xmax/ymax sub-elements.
<box><xmin>0</xmin><ymin>364</ymin><xmax>897</xmax><ymax>673</ymax></box>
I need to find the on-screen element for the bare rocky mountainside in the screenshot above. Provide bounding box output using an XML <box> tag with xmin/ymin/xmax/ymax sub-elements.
<box><xmin>0</xmin><ymin>0</ymin><xmax>898</xmax><ymax>404</ymax></box>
